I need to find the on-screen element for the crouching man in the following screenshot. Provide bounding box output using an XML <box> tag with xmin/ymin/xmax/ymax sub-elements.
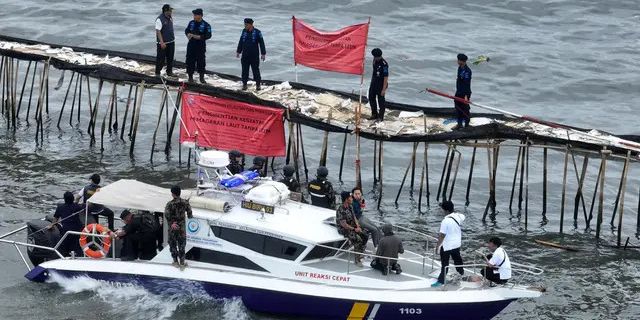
<box><xmin>115</xmin><ymin>210</ymin><xmax>159</xmax><ymax>261</ymax></box>
<box><xmin>370</xmin><ymin>223</ymin><xmax>404</xmax><ymax>275</ymax></box>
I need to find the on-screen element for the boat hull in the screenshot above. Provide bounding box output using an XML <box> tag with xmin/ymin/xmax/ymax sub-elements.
<box><xmin>27</xmin><ymin>266</ymin><xmax>515</xmax><ymax>320</ymax></box>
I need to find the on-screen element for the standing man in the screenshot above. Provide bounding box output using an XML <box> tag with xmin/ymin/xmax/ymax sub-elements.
<box><xmin>185</xmin><ymin>8</ymin><xmax>212</xmax><ymax>83</ymax></box>
<box><xmin>75</xmin><ymin>173</ymin><xmax>115</xmax><ymax>231</ymax></box>
<box><xmin>236</xmin><ymin>18</ymin><xmax>266</xmax><ymax>91</ymax></box>
<box><xmin>307</xmin><ymin>166</ymin><xmax>336</xmax><ymax>209</ymax></box>
<box><xmin>432</xmin><ymin>200</ymin><xmax>466</xmax><ymax>287</ymax></box>
<box><xmin>165</xmin><ymin>185</ymin><xmax>193</xmax><ymax>268</ymax></box>
<box><xmin>454</xmin><ymin>53</ymin><xmax>472</xmax><ymax>129</ymax></box>
<box><xmin>368</xmin><ymin>48</ymin><xmax>388</xmax><ymax>121</ymax></box>
<box><xmin>50</xmin><ymin>191</ymin><xmax>85</xmax><ymax>257</ymax></box>
<box><xmin>155</xmin><ymin>4</ymin><xmax>175</xmax><ymax>77</ymax></box>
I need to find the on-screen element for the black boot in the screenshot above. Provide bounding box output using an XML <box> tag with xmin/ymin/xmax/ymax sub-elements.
<box><xmin>199</xmin><ymin>74</ymin><xmax>206</xmax><ymax>84</ymax></box>
<box><xmin>255</xmin><ymin>82</ymin><xmax>261</xmax><ymax>91</ymax></box>
<box><xmin>242</xmin><ymin>83</ymin><xmax>248</xmax><ymax>91</ymax></box>
<box><xmin>188</xmin><ymin>74</ymin><xmax>194</xmax><ymax>83</ymax></box>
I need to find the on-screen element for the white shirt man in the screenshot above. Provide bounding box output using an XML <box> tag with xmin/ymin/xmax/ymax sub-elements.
<box><xmin>433</xmin><ymin>201</ymin><xmax>466</xmax><ymax>287</ymax></box>
<box><xmin>483</xmin><ymin>237</ymin><xmax>511</xmax><ymax>284</ymax></box>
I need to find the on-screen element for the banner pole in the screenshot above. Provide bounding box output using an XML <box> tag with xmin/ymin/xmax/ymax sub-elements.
<box><xmin>355</xmin><ymin>17</ymin><xmax>371</xmax><ymax>188</ymax></box>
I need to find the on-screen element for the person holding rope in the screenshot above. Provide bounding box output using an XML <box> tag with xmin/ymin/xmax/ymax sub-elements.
<box><xmin>50</xmin><ymin>191</ymin><xmax>85</xmax><ymax>256</ymax></box>
<box><xmin>454</xmin><ymin>53</ymin><xmax>472</xmax><ymax>129</ymax></box>
<box><xmin>480</xmin><ymin>237</ymin><xmax>511</xmax><ymax>285</ymax></box>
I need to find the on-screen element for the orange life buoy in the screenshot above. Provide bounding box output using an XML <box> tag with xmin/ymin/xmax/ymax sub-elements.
<box><xmin>79</xmin><ymin>223</ymin><xmax>112</xmax><ymax>259</ymax></box>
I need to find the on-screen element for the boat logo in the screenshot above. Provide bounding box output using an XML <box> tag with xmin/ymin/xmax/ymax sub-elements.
<box><xmin>187</xmin><ymin>219</ymin><xmax>200</xmax><ymax>233</ymax></box>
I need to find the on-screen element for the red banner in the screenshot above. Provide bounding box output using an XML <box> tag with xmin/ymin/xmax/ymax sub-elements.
<box><xmin>179</xmin><ymin>92</ymin><xmax>286</xmax><ymax>156</ymax></box>
<box><xmin>293</xmin><ymin>16</ymin><xmax>369</xmax><ymax>75</ymax></box>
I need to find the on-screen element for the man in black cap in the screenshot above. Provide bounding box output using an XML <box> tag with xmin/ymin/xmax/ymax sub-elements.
<box><xmin>155</xmin><ymin>4</ymin><xmax>175</xmax><ymax>77</ymax></box>
<box><xmin>236</xmin><ymin>18</ymin><xmax>266</xmax><ymax>91</ymax></box>
<box><xmin>115</xmin><ymin>210</ymin><xmax>159</xmax><ymax>261</ymax></box>
<box><xmin>185</xmin><ymin>8</ymin><xmax>212</xmax><ymax>83</ymax></box>
<box><xmin>454</xmin><ymin>53</ymin><xmax>472</xmax><ymax>129</ymax></box>
<box><xmin>75</xmin><ymin>173</ymin><xmax>115</xmax><ymax>230</ymax></box>
<box><xmin>307</xmin><ymin>166</ymin><xmax>336</xmax><ymax>209</ymax></box>
<box><xmin>368</xmin><ymin>48</ymin><xmax>389</xmax><ymax>121</ymax></box>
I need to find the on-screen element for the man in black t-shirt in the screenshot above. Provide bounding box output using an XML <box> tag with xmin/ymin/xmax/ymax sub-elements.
<box><xmin>115</xmin><ymin>210</ymin><xmax>159</xmax><ymax>261</ymax></box>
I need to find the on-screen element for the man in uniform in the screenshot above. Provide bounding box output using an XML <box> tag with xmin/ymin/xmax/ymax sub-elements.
<box><xmin>165</xmin><ymin>185</ymin><xmax>193</xmax><ymax>268</ymax></box>
<box><xmin>75</xmin><ymin>173</ymin><xmax>115</xmax><ymax>231</ymax></box>
<box><xmin>185</xmin><ymin>8</ymin><xmax>212</xmax><ymax>83</ymax></box>
<box><xmin>155</xmin><ymin>4</ymin><xmax>175</xmax><ymax>77</ymax></box>
<box><xmin>236</xmin><ymin>18</ymin><xmax>266</xmax><ymax>91</ymax></box>
<box><xmin>50</xmin><ymin>191</ymin><xmax>85</xmax><ymax>256</ymax></box>
<box><xmin>307</xmin><ymin>166</ymin><xmax>335</xmax><ymax>209</ymax></box>
<box><xmin>336</xmin><ymin>191</ymin><xmax>367</xmax><ymax>266</ymax></box>
<box><xmin>432</xmin><ymin>200</ymin><xmax>466</xmax><ymax>287</ymax></box>
<box><xmin>279</xmin><ymin>165</ymin><xmax>300</xmax><ymax>193</ymax></box>
<box><xmin>249</xmin><ymin>156</ymin><xmax>266</xmax><ymax>177</ymax></box>
<box><xmin>227</xmin><ymin>150</ymin><xmax>245</xmax><ymax>175</ymax></box>
<box><xmin>368</xmin><ymin>48</ymin><xmax>389</xmax><ymax>121</ymax></box>
<box><xmin>115</xmin><ymin>210</ymin><xmax>159</xmax><ymax>261</ymax></box>
<box><xmin>454</xmin><ymin>53</ymin><xmax>472</xmax><ymax>129</ymax></box>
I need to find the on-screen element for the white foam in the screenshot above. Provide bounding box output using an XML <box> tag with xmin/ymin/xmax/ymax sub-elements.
<box><xmin>47</xmin><ymin>272</ymin><xmax>250</xmax><ymax>320</ymax></box>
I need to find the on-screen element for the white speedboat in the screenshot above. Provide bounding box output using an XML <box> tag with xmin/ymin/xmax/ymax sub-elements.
<box><xmin>2</xmin><ymin>152</ymin><xmax>544</xmax><ymax>319</ymax></box>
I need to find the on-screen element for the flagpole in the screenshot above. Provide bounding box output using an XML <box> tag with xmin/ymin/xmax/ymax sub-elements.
<box><xmin>292</xmin><ymin>16</ymin><xmax>298</xmax><ymax>83</ymax></box>
<box><xmin>355</xmin><ymin>17</ymin><xmax>370</xmax><ymax>188</ymax></box>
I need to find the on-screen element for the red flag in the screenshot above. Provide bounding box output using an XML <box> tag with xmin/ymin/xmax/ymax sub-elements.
<box><xmin>179</xmin><ymin>92</ymin><xmax>286</xmax><ymax>157</ymax></box>
<box><xmin>293</xmin><ymin>16</ymin><xmax>369</xmax><ymax>75</ymax></box>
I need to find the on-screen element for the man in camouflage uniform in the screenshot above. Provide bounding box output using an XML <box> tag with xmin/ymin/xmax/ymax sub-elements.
<box><xmin>165</xmin><ymin>185</ymin><xmax>193</xmax><ymax>268</ymax></box>
<box><xmin>335</xmin><ymin>191</ymin><xmax>367</xmax><ymax>266</ymax></box>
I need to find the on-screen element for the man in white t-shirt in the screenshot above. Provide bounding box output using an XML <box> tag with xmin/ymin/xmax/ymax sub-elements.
<box><xmin>432</xmin><ymin>200</ymin><xmax>465</xmax><ymax>287</ymax></box>
<box><xmin>481</xmin><ymin>237</ymin><xmax>511</xmax><ymax>285</ymax></box>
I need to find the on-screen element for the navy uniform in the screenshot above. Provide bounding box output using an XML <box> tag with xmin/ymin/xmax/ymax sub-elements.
<box><xmin>368</xmin><ymin>48</ymin><xmax>389</xmax><ymax>121</ymax></box>
<box><xmin>165</xmin><ymin>186</ymin><xmax>193</xmax><ymax>266</ymax></box>
<box><xmin>279</xmin><ymin>165</ymin><xmax>300</xmax><ymax>193</ymax></box>
<box><xmin>155</xmin><ymin>4</ymin><xmax>175</xmax><ymax>76</ymax></box>
<box><xmin>236</xmin><ymin>18</ymin><xmax>266</xmax><ymax>91</ymax></box>
<box><xmin>119</xmin><ymin>210</ymin><xmax>159</xmax><ymax>261</ymax></box>
<box><xmin>307</xmin><ymin>167</ymin><xmax>336</xmax><ymax>209</ymax></box>
<box><xmin>455</xmin><ymin>53</ymin><xmax>472</xmax><ymax>128</ymax></box>
<box><xmin>185</xmin><ymin>8</ymin><xmax>212</xmax><ymax>83</ymax></box>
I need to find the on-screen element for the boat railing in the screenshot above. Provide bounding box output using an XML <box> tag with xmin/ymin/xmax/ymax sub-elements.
<box><xmin>0</xmin><ymin>226</ymin><xmax>117</xmax><ymax>272</ymax></box>
<box><xmin>442</xmin><ymin>261</ymin><xmax>544</xmax><ymax>290</ymax></box>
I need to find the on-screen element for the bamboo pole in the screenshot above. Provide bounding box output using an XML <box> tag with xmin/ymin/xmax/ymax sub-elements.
<box><xmin>616</xmin><ymin>151</ymin><xmax>631</xmax><ymax>247</ymax></box>
<box><xmin>34</xmin><ymin>61</ymin><xmax>47</xmax><ymax>143</ymax></box>
<box><xmin>542</xmin><ymin>145</ymin><xmax>548</xmax><ymax>220</ymax></box>
<box><xmin>128</xmin><ymin>85</ymin><xmax>138</xmax><ymax>138</ymax></box>
<box><xmin>436</xmin><ymin>145</ymin><xmax>452</xmax><ymax>203</ymax></box>
<box><xmin>129</xmin><ymin>82</ymin><xmax>145</xmax><ymax>155</ymax></box>
<box><xmin>373</xmin><ymin>140</ymin><xmax>378</xmax><ymax>185</ymax></box>
<box><xmin>16</xmin><ymin>60</ymin><xmax>32</xmax><ymax>118</ymax></box>
<box><xmin>441</xmin><ymin>145</ymin><xmax>456</xmax><ymax>201</ymax></box>
<box><xmin>483</xmin><ymin>145</ymin><xmax>494</xmax><ymax>221</ymax></box>
<box><xmin>611</xmin><ymin>152</ymin><xmax>630</xmax><ymax>226</ymax></box>
<box><xmin>77</xmin><ymin>74</ymin><xmax>83</xmax><ymax>123</ymax></box>
<box><xmin>517</xmin><ymin>142</ymin><xmax>525</xmax><ymax>211</ymax></box>
<box><xmin>465</xmin><ymin>141</ymin><xmax>478</xmax><ymax>206</ymax></box>
<box><xmin>509</xmin><ymin>146</ymin><xmax>523</xmax><ymax>212</ymax></box>
<box><xmin>150</xmin><ymin>89</ymin><xmax>168</xmax><ymax>162</ymax></box>
<box><xmin>297</xmin><ymin>123</ymin><xmax>309</xmax><ymax>182</ymax></box>
<box><xmin>559</xmin><ymin>145</ymin><xmax>569</xmax><ymax>233</ymax></box>
<box><xmin>448</xmin><ymin>148</ymin><xmax>462</xmax><ymax>201</ymax></box>
<box><xmin>587</xmin><ymin>160</ymin><xmax>604</xmax><ymax>228</ymax></box>
<box><xmin>574</xmin><ymin>156</ymin><xmax>589</xmax><ymax>225</ymax></box>
<box><xmin>100</xmin><ymin>83</ymin><xmax>116</xmax><ymax>152</ymax></box>
<box><xmin>395</xmin><ymin>143</ymin><xmax>418</xmax><ymax>204</ymax></box>
<box><xmin>524</xmin><ymin>141</ymin><xmax>530</xmax><ymax>230</ymax></box>
<box><xmin>595</xmin><ymin>149</ymin><xmax>610</xmax><ymax>239</ymax></box>
<box><xmin>165</xmin><ymin>90</ymin><xmax>182</xmax><ymax>154</ymax></box>
<box><xmin>410</xmin><ymin>142</ymin><xmax>417</xmax><ymax>191</ymax></box>
<box><xmin>88</xmin><ymin>79</ymin><xmax>104</xmax><ymax>142</ymax></box>
<box><xmin>57</xmin><ymin>72</ymin><xmax>76</xmax><ymax>129</ymax></box>
<box><xmin>120</xmin><ymin>85</ymin><xmax>133</xmax><ymax>140</ymax></box>
<box><xmin>418</xmin><ymin>142</ymin><xmax>427</xmax><ymax>212</ymax></box>
<box><xmin>338</xmin><ymin>129</ymin><xmax>348</xmax><ymax>183</ymax></box>
<box><xmin>377</xmin><ymin>141</ymin><xmax>384</xmax><ymax>210</ymax></box>
<box><xmin>319</xmin><ymin>109</ymin><xmax>332</xmax><ymax>167</ymax></box>
<box><xmin>108</xmin><ymin>83</ymin><xmax>117</xmax><ymax>133</ymax></box>
<box><xmin>11</xmin><ymin>59</ymin><xmax>18</xmax><ymax>130</ymax></box>
<box><xmin>25</xmin><ymin>61</ymin><xmax>38</xmax><ymax>125</ymax></box>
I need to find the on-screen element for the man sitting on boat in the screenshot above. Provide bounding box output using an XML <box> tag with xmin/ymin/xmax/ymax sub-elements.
<box><xmin>336</xmin><ymin>191</ymin><xmax>367</xmax><ymax>267</ymax></box>
<box><xmin>480</xmin><ymin>237</ymin><xmax>511</xmax><ymax>285</ymax></box>
<box><xmin>227</xmin><ymin>150</ymin><xmax>245</xmax><ymax>174</ymax></box>
<box><xmin>249</xmin><ymin>156</ymin><xmax>267</xmax><ymax>177</ymax></box>
<box><xmin>370</xmin><ymin>223</ymin><xmax>404</xmax><ymax>275</ymax></box>
<box><xmin>351</xmin><ymin>186</ymin><xmax>381</xmax><ymax>248</ymax></box>
<box><xmin>114</xmin><ymin>210</ymin><xmax>159</xmax><ymax>261</ymax></box>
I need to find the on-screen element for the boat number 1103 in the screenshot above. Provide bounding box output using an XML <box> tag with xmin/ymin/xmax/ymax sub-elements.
<box><xmin>399</xmin><ymin>308</ymin><xmax>422</xmax><ymax>315</ymax></box>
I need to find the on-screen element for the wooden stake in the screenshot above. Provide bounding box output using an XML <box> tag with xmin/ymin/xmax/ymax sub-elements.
<box><xmin>442</xmin><ymin>145</ymin><xmax>457</xmax><ymax>201</ymax></box>
<box><xmin>524</xmin><ymin>141</ymin><xmax>530</xmax><ymax>230</ymax></box>
<box><xmin>574</xmin><ymin>155</ymin><xmax>589</xmax><ymax>226</ymax></box>
<box><xmin>57</xmin><ymin>72</ymin><xmax>76</xmax><ymax>129</ymax></box>
<box><xmin>436</xmin><ymin>145</ymin><xmax>452</xmax><ymax>203</ymax></box>
<box><xmin>120</xmin><ymin>85</ymin><xmax>133</xmax><ymax>140</ymax></box>
<box><xmin>395</xmin><ymin>143</ymin><xmax>418</xmax><ymax>204</ymax></box>
<box><xmin>100</xmin><ymin>83</ymin><xmax>116</xmax><ymax>152</ymax></box>
<box><xmin>542</xmin><ymin>145</ymin><xmax>548</xmax><ymax>220</ymax></box>
<box><xmin>338</xmin><ymin>129</ymin><xmax>348</xmax><ymax>183</ymax></box>
<box><xmin>373</xmin><ymin>140</ymin><xmax>378</xmax><ymax>185</ymax></box>
<box><xmin>377</xmin><ymin>141</ymin><xmax>384</xmax><ymax>210</ymax></box>
<box><xmin>150</xmin><ymin>89</ymin><xmax>167</xmax><ymax>162</ymax></box>
<box><xmin>16</xmin><ymin>61</ymin><xmax>32</xmax><ymax>119</ymax></box>
<box><xmin>509</xmin><ymin>146</ymin><xmax>523</xmax><ymax>212</ymax></box>
<box><xmin>418</xmin><ymin>142</ymin><xmax>427</xmax><ymax>212</ymax></box>
<box><xmin>410</xmin><ymin>142</ymin><xmax>417</xmax><ymax>191</ymax></box>
<box><xmin>25</xmin><ymin>61</ymin><xmax>37</xmax><ymax>125</ymax></box>
<box><xmin>595</xmin><ymin>149</ymin><xmax>610</xmax><ymax>239</ymax></box>
<box><xmin>465</xmin><ymin>141</ymin><xmax>478</xmax><ymax>206</ymax></box>
<box><xmin>518</xmin><ymin>141</ymin><xmax>526</xmax><ymax>211</ymax></box>
<box><xmin>129</xmin><ymin>82</ymin><xmax>145</xmax><ymax>155</ymax></box>
<box><xmin>587</xmin><ymin>160</ymin><xmax>604</xmax><ymax>228</ymax></box>
<box><xmin>616</xmin><ymin>151</ymin><xmax>631</xmax><ymax>247</ymax></box>
<box><xmin>89</xmin><ymin>79</ymin><xmax>104</xmax><ymax>142</ymax></box>
<box><xmin>559</xmin><ymin>145</ymin><xmax>569</xmax><ymax>233</ymax></box>
<box><xmin>165</xmin><ymin>90</ymin><xmax>182</xmax><ymax>154</ymax></box>
<box><xmin>128</xmin><ymin>85</ymin><xmax>138</xmax><ymax>138</ymax></box>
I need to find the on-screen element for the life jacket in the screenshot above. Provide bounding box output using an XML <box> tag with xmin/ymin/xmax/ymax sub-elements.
<box><xmin>308</xmin><ymin>179</ymin><xmax>335</xmax><ymax>209</ymax></box>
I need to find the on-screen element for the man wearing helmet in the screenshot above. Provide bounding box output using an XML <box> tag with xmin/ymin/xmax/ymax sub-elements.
<box><xmin>227</xmin><ymin>150</ymin><xmax>245</xmax><ymax>175</ymax></box>
<box><xmin>249</xmin><ymin>156</ymin><xmax>266</xmax><ymax>177</ymax></box>
<box><xmin>307</xmin><ymin>166</ymin><xmax>336</xmax><ymax>209</ymax></box>
<box><xmin>279</xmin><ymin>164</ymin><xmax>300</xmax><ymax>193</ymax></box>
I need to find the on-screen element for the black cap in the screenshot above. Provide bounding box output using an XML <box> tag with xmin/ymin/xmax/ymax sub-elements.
<box><xmin>171</xmin><ymin>185</ymin><xmax>181</xmax><ymax>197</ymax></box>
<box><xmin>244</xmin><ymin>18</ymin><xmax>254</xmax><ymax>24</ymax></box>
<box><xmin>340</xmin><ymin>191</ymin><xmax>351</xmax><ymax>202</ymax></box>
<box><xmin>457</xmin><ymin>53</ymin><xmax>468</xmax><ymax>62</ymax></box>
<box><xmin>440</xmin><ymin>200</ymin><xmax>454</xmax><ymax>212</ymax></box>
<box><xmin>371</xmin><ymin>48</ymin><xmax>382</xmax><ymax>57</ymax></box>
<box><xmin>317</xmin><ymin>166</ymin><xmax>328</xmax><ymax>178</ymax></box>
<box><xmin>162</xmin><ymin>4</ymin><xmax>173</xmax><ymax>12</ymax></box>
<box><xmin>89</xmin><ymin>173</ymin><xmax>101</xmax><ymax>184</ymax></box>
<box><xmin>192</xmin><ymin>8</ymin><xmax>203</xmax><ymax>15</ymax></box>
<box><xmin>283</xmin><ymin>165</ymin><xmax>295</xmax><ymax>177</ymax></box>
<box><xmin>120</xmin><ymin>209</ymin><xmax>132</xmax><ymax>220</ymax></box>
<box><xmin>253</xmin><ymin>156</ymin><xmax>266</xmax><ymax>166</ymax></box>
